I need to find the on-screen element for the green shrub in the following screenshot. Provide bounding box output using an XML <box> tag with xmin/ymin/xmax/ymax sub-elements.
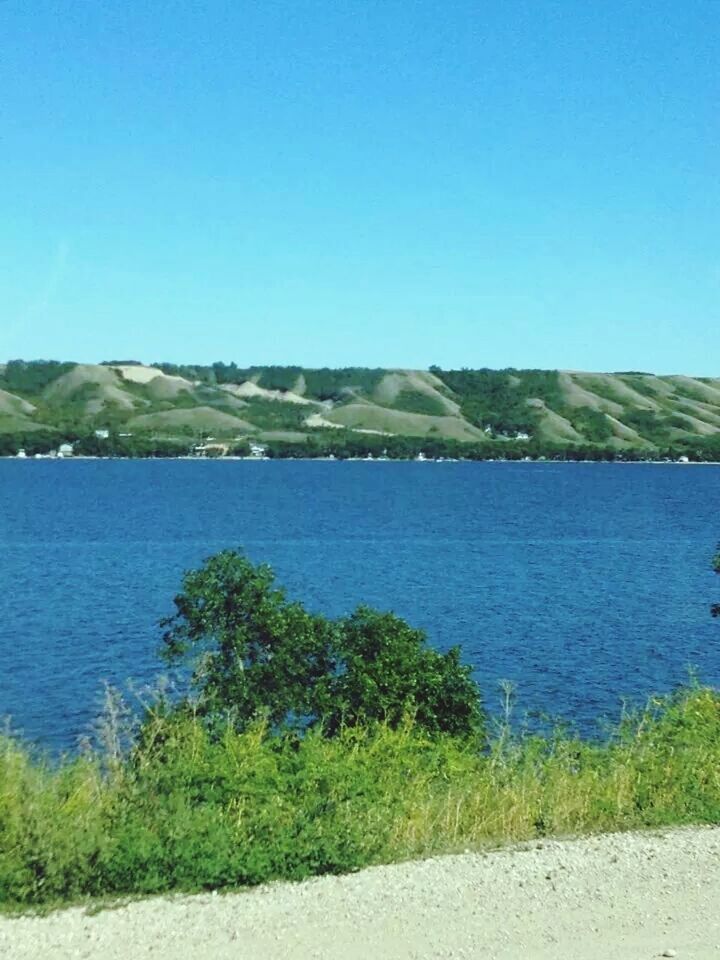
<box><xmin>1</xmin><ymin>688</ymin><xmax>720</xmax><ymax>908</ymax></box>
<box><xmin>386</xmin><ymin>390</ymin><xmax>447</xmax><ymax>416</ymax></box>
<box><xmin>161</xmin><ymin>551</ymin><xmax>484</xmax><ymax>741</ymax></box>
<box><xmin>0</xmin><ymin>360</ymin><xmax>75</xmax><ymax>399</ymax></box>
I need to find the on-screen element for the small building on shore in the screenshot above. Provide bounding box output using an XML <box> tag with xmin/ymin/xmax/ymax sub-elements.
<box><xmin>193</xmin><ymin>442</ymin><xmax>229</xmax><ymax>458</ymax></box>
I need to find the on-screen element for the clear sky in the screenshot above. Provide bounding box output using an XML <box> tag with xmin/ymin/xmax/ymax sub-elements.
<box><xmin>1</xmin><ymin>0</ymin><xmax>718</xmax><ymax>372</ymax></box>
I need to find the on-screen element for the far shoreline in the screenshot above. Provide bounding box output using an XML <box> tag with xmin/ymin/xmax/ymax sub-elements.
<box><xmin>3</xmin><ymin>455</ymin><xmax>720</xmax><ymax>465</ymax></box>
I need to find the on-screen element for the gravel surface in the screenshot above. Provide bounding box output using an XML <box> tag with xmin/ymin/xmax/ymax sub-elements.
<box><xmin>2</xmin><ymin>826</ymin><xmax>719</xmax><ymax>959</ymax></box>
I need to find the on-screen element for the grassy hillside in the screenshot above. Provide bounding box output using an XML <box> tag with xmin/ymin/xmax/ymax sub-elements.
<box><xmin>1</xmin><ymin>359</ymin><xmax>720</xmax><ymax>453</ymax></box>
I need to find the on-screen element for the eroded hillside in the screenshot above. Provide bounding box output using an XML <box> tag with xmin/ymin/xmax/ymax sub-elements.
<box><xmin>1</xmin><ymin>360</ymin><xmax>719</xmax><ymax>450</ymax></box>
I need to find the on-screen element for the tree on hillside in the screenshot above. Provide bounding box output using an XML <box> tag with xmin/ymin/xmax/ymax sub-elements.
<box><xmin>160</xmin><ymin>550</ymin><xmax>484</xmax><ymax>740</ymax></box>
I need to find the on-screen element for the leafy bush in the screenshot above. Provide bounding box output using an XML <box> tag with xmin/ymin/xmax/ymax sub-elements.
<box><xmin>0</xmin><ymin>360</ymin><xmax>75</xmax><ymax>398</ymax></box>
<box><xmin>566</xmin><ymin>406</ymin><xmax>615</xmax><ymax>443</ymax></box>
<box><xmin>621</xmin><ymin>409</ymin><xmax>672</xmax><ymax>443</ymax></box>
<box><xmin>386</xmin><ymin>390</ymin><xmax>448</xmax><ymax>417</ymax></box>
<box><xmin>0</xmin><ymin>430</ymin><xmax>59</xmax><ymax>456</ymax></box>
<box><xmin>240</xmin><ymin>399</ymin><xmax>308</xmax><ymax>430</ymax></box>
<box><xmin>2</xmin><ymin>687</ymin><xmax>720</xmax><ymax>907</ymax></box>
<box><xmin>161</xmin><ymin>551</ymin><xmax>484</xmax><ymax>741</ymax></box>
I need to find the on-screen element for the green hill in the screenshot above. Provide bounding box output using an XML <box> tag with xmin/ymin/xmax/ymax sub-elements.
<box><xmin>1</xmin><ymin>359</ymin><xmax>720</xmax><ymax>456</ymax></box>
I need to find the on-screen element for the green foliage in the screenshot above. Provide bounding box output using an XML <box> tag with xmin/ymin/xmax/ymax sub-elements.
<box><xmin>0</xmin><ymin>430</ymin><xmax>59</xmax><ymax>456</ymax></box>
<box><xmin>666</xmin><ymin>414</ymin><xmax>692</xmax><ymax>431</ymax></box>
<box><xmin>434</xmin><ymin>368</ymin><xmax>563</xmax><ymax>434</ymax></box>
<box><xmin>0</xmin><ymin>360</ymin><xmax>75</xmax><ymax>399</ymax></box>
<box><xmin>255</xmin><ymin>366</ymin><xmax>304</xmax><ymax>392</ymax></box>
<box><xmin>566</xmin><ymin>406</ymin><xmax>615</xmax><ymax>443</ymax></box>
<box><xmin>621</xmin><ymin>409</ymin><xmax>672</xmax><ymax>444</ymax></box>
<box><xmin>229</xmin><ymin>440</ymin><xmax>252</xmax><ymax>457</ymax></box>
<box><xmin>319</xmin><ymin>608</ymin><xmax>483</xmax><ymax>738</ymax></box>
<box><xmin>161</xmin><ymin>552</ymin><xmax>336</xmax><ymax>729</ymax></box>
<box><xmin>208</xmin><ymin>364</ymin><xmax>305</xmax><ymax>391</ymax></box>
<box><xmin>260</xmin><ymin>430</ymin><xmax>720</xmax><ymax>463</ymax></box>
<box><xmin>385</xmin><ymin>389</ymin><xmax>448</xmax><ymax>417</ymax></box>
<box><xmin>301</xmin><ymin>368</ymin><xmax>385</xmax><ymax>401</ymax></box>
<box><xmin>153</xmin><ymin>361</ymin><xmax>210</xmax><ymax>382</ymax></box>
<box><xmin>100</xmin><ymin>359</ymin><xmax>144</xmax><ymax>366</ymax></box>
<box><xmin>5</xmin><ymin>424</ymin><xmax>720</xmax><ymax>462</ymax></box>
<box><xmin>35</xmin><ymin>381</ymin><xmax>100</xmax><ymax>422</ymax></box>
<box><xmin>151</xmin><ymin>363</ymin><xmax>386</xmax><ymax>403</ymax></box>
<box><xmin>617</xmin><ymin>374</ymin><xmax>662</xmax><ymax>399</ymax></box>
<box><xmin>2</xmin><ymin>687</ymin><xmax>720</xmax><ymax>907</ymax></box>
<box><xmin>6</xmin><ymin>361</ymin><xmax>720</xmax><ymax>456</ymax></box>
<box><xmin>161</xmin><ymin>551</ymin><xmax>484</xmax><ymax>740</ymax></box>
<box><xmin>72</xmin><ymin>434</ymin><xmax>192</xmax><ymax>458</ymax></box>
<box><xmin>240</xmin><ymin>399</ymin><xmax>308</xmax><ymax>431</ymax></box>
<box><xmin>211</xmin><ymin>365</ymin><xmax>304</xmax><ymax>392</ymax></box>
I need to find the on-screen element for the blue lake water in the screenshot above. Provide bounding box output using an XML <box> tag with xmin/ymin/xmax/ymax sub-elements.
<box><xmin>1</xmin><ymin>459</ymin><xmax>719</xmax><ymax>752</ymax></box>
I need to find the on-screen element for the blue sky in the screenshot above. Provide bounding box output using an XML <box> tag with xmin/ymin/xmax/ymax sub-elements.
<box><xmin>1</xmin><ymin>1</ymin><xmax>718</xmax><ymax>372</ymax></box>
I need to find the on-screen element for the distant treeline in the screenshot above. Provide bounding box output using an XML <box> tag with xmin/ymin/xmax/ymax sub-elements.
<box><xmin>3</xmin><ymin>428</ymin><xmax>720</xmax><ymax>462</ymax></box>
<box><xmin>154</xmin><ymin>362</ymin><xmax>387</xmax><ymax>402</ymax></box>
<box><xmin>0</xmin><ymin>431</ymin><xmax>192</xmax><ymax>459</ymax></box>
<box><xmin>0</xmin><ymin>359</ymin><xmax>76</xmax><ymax>398</ymax></box>
<box><xmin>260</xmin><ymin>432</ymin><xmax>720</xmax><ymax>462</ymax></box>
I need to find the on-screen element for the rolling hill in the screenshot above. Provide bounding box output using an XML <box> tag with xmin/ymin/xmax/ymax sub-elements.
<box><xmin>1</xmin><ymin>360</ymin><xmax>720</xmax><ymax>453</ymax></box>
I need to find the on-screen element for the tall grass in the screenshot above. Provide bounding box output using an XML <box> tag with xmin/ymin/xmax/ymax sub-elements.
<box><xmin>1</xmin><ymin>686</ymin><xmax>719</xmax><ymax>909</ymax></box>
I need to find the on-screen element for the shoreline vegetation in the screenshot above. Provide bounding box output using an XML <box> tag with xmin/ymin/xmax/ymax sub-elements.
<box><xmin>2</xmin><ymin>684</ymin><xmax>719</xmax><ymax>911</ymax></box>
<box><xmin>1</xmin><ymin>551</ymin><xmax>719</xmax><ymax>912</ymax></box>
<box><xmin>4</xmin><ymin>454</ymin><xmax>720</xmax><ymax>463</ymax></box>
<box><xmin>4</xmin><ymin>431</ymin><xmax>720</xmax><ymax>463</ymax></box>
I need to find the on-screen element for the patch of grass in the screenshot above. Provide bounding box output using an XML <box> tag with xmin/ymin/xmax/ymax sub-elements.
<box><xmin>617</xmin><ymin>375</ymin><xmax>665</xmax><ymax>400</ymax></box>
<box><xmin>241</xmin><ymin>399</ymin><xmax>309</xmax><ymax>431</ymax></box>
<box><xmin>1</xmin><ymin>687</ymin><xmax>719</xmax><ymax>909</ymax></box>
<box><xmin>572</xmin><ymin>375</ymin><xmax>634</xmax><ymax>408</ymax></box>
<box><xmin>620</xmin><ymin>409</ymin><xmax>672</xmax><ymax>444</ymax></box>
<box><xmin>126</xmin><ymin>407</ymin><xmax>253</xmax><ymax>436</ymax></box>
<box><xmin>385</xmin><ymin>390</ymin><xmax>448</xmax><ymax>417</ymax></box>
<box><xmin>0</xmin><ymin>414</ymin><xmax>45</xmax><ymax>434</ymax></box>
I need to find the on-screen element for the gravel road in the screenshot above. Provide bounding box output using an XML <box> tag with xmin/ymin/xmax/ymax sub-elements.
<box><xmin>2</xmin><ymin>826</ymin><xmax>719</xmax><ymax>959</ymax></box>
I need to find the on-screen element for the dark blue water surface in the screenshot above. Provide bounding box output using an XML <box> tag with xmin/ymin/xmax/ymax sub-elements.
<box><xmin>1</xmin><ymin>460</ymin><xmax>719</xmax><ymax>751</ymax></box>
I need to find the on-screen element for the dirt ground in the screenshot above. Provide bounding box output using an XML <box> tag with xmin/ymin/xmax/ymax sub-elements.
<box><xmin>2</xmin><ymin>825</ymin><xmax>719</xmax><ymax>959</ymax></box>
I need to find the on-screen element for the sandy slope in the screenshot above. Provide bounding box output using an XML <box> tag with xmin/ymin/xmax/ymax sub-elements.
<box><xmin>2</xmin><ymin>826</ymin><xmax>719</xmax><ymax>960</ymax></box>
